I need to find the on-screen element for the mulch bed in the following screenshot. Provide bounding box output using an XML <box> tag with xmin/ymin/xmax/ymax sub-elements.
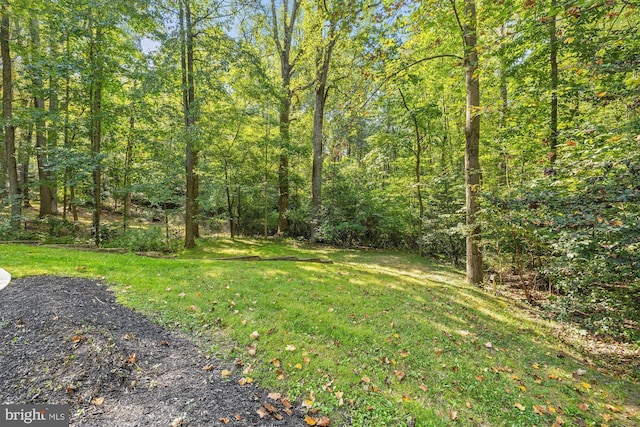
<box><xmin>0</xmin><ymin>276</ymin><xmax>310</xmax><ymax>426</ymax></box>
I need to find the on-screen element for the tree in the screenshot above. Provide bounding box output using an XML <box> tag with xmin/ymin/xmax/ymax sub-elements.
<box><xmin>1</xmin><ymin>1</ymin><xmax>21</xmax><ymax>230</ymax></box>
<box><xmin>449</xmin><ymin>0</ymin><xmax>483</xmax><ymax>285</ymax></box>
<box><xmin>270</xmin><ymin>0</ymin><xmax>301</xmax><ymax>235</ymax></box>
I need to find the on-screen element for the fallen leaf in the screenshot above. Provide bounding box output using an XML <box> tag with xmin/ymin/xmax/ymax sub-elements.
<box><xmin>304</xmin><ymin>415</ymin><xmax>318</xmax><ymax>426</ymax></box>
<box><xmin>555</xmin><ymin>415</ymin><xmax>565</xmax><ymax>424</ymax></box>
<box><xmin>256</xmin><ymin>407</ymin><xmax>269</xmax><ymax>419</ymax></box>
<box><xmin>604</xmin><ymin>404</ymin><xmax>619</xmax><ymax>413</ymax></box>
<box><xmin>518</xmin><ymin>385</ymin><xmax>526</xmax><ymax>392</ymax></box>
<box><xmin>281</xmin><ymin>397</ymin><xmax>292</xmax><ymax>408</ymax></box>
<box><xmin>171</xmin><ymin>417</ymin><xmax>184</xmax><ymax>427</ymax></box>
<box><xmin>91</xmin><ymin>396</ymin><xmax>105</xmax><ymax>406</ymax></box>
<box><xmin>295</xmin><ymin>363</ymin><xmax>303</xmax><ymax>370</ymax></box>
<box><xmin>466</xmin><ymin>401</ymin><xmax>472</xmax><ymax>409</ymax></box>
<box><xmin>72</xmin><ymin>335</ymin><xmax>82</xmax><ymax>343</ymax></box>
<box><xmin>221</xmin><ymin>369</ymin><xmax>233</xmax><ymax>378</ymax></box>
<box><xmin>161</xmin><ymin>340</ymin><xmax>169</xmax><ymax>346</ymax></box>
<box><xmin>580</xmin><ymin>381</ymin><xmax>591</xmax><ymax>389</ymax></box>
<box><xmin>303</xmin><ymin>356</ymin><xmax>311</xmax><ymax>364</ymax></box>
<box><xmin>178</xmin><ymin>292</ymin><xmax>186</xmax><ymax>298</ymax></box>
<box><xmin>578</xmin><ymin>403</ymin><xmax>589</xmax><ymax>411</ymax></box>
<box><xmin>533</xmin><ymin>404</ymin><xmax>550</xmax><ymax>415</ymax></box>
<box><xmin>247</xmin><ymin>345</ymin><xmax>257</xmax><ymax>356</ymax></box>
<box><xmin>450</xmin><ymin>409</ymin><xmax>458</xmax><ymax>421</ymax></box>
<box><xmin>317</xmin><ymin>416</ymin><xmax>331</xmax><ymax>426</ymax></box>
<box><xmin>419</xmin><ymin>383</ymin><xmax>428</xmax><ymax>392</ymax></box>
<box><xmin>401</xmin><ymin>349</ymin><xmax>410</xmax><ymax>358</ymax></box>
<box><xmin>263</xmin><ymin>403</ymin><xmax>278</xmax><ymax>413</ymax></box>
<box><xmin>485</xmin><ymin>342</ymin><xmax>493</xmax><ymax>349</ymax></box>
<box><xmin>268</xmin><ymin>392</ymin><xmax>281</xmax><ymax>400</ymax></box>
<box><xmin>600</xmin><ymin>413</ymin><xmax>612</xmax><ymax>421</ymax></box>
<box><xmin>514</xmin><ymin>402</ymin><xmax>526</xmax><ymax>411</ymax></box>
<box><xmin>203</xmin><ymin>364</ymin><xmax>215</xmax><ymax>371</ymax></box>
<box><xmin>243</xmin><ymin>365</ymin><xmax>253</xmax><ymax>375</ymax></box>
<box><xmin>394</xmin><ymin>370</ymin><xmax>406</xmax><ymax>381</ymax></box>
<box><xmin>127</xmin><ymin>353</ymin><xmax>137</xmax><ymax>364</ymax></box>
<box><xmin>302</xmin><ymin>399</ymin><xmax>314</xmax><ymax>409</ymax></box>
<box><xmin>274</xmin><ymin>413</ymin><xmax>284</xmax><ymax>421</ymax></box>
<box><xmin>219</xmin><ymin>417</ymin><xmax>230</xmax><ymax>424</ymax></box>
<box><xmin>238</xmin><ymin>377</ymin><xmax>252</xmax><ymax>385</ymax></box>
<box><xmin>402</xmin><ymin>395</ymin><xmax>411</xmax><ymax>402</ymax></box>
<box><xmin>271</xmin><ymin>358</ymin><xmax>281</xmax><ymax>367</ymax></box>
<box><xmin>361</xmin><ymin>376</ymin><xmax>371</xmax><ymax>384</ymax></box>
<box><xmin>250</xmin><ymin>330</ymin><xmax>260</xmax><ymax>340</ymax></box>
<box><xmin>234</xmin><ymin>414</ymin><xmax>241</xmax><ymax>421</ymax></box>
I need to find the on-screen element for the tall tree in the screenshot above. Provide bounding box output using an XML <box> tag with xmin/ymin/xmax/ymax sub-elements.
<box><xmin>29</xmin><ymin>19</ymin><xmax>55</xmax><ymax>218</ymax></box>
<box><xmin>180</xmin><ymin>0</ymin><xmax>199</xmax><ymax>248</ymax></box>
<box><xmin>1</xmin><ymin>2</ymin><xmax>20</xmax><ymax>230</ymax></box>
<box><xmin>270</xmin><ymin>0</ymin><xmax>301</xmax><ymax>235</ymax></box>
<box><xmin>451</xmin><ymin>0</ymin><xmax>483</xmax><ymax>284</ymax></box>
<box><xmin>309</xmin><ymin>0</ymin><xmax>340</xmax><ymax>242</ymax></box>
<box><xmin>88</xmin><ymin>11</ymin><xmax>104</xmax><ymax>246</ymax></box>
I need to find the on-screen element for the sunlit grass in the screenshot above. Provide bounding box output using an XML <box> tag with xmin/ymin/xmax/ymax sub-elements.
<box><xmin>1</xmin><ymin>239</ymin><xmax>638</xmax><ymax>426</ymax></box>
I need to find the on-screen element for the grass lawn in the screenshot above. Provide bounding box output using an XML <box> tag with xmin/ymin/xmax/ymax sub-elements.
<box><xmin>1</xmin><ymin>238</ymin><xmax>638</xmax><ymax>426</ymax></box>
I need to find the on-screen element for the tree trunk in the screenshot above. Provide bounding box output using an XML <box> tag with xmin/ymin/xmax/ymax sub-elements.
<box><xmin>463</xmin><ymin>0</ymin><xmax>483</xmax><ymax>285</ymax></box>
<box><xmin>123</xmin><ymin>101</ymin><xmax>135</xmax><ymax>230</ymax></box>
<box><xmin>89</xmin><ymin>21</ymin><xmax>103</xmax><ymax>247</ymax></box>
<box><xmin>30</xmin><ymin>20</ymin><xmax>54</xmax><ymax>218</ymax></box>
<box><xmin>1</xmin><ymin>5</ymin><xmax>21</xmax><ymax>230</ymax></box>
<box><xmin>48</xmin><ymin>32</ymin><xmax>59</xmax><ymax>214</ymax></box>
<box><xmin>19</xmin><ymin>127</ymin><xmax>32</xmax><ymax>208</ymax></box>
<box><xmin>181</xmin><ymin>0</ymin><xmax>199</xmax><ymax>249</ymax></box>
<box><xmin>549</xmin><ymin>0</ymin><xmax>558</xmax><ymax>164</ymax></box>
<box><xmin>272</xmin><ymin>0</ymin><xmax>300</xmax><ymax>236</ymax></box>
<box><xmin>310</xmin><ymin>31</ymin><xmax>336</xmax><ymax>242</ymax></box>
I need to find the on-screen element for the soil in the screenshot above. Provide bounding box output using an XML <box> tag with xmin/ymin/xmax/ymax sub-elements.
<box><xmin>0</xmin><ymin>276</ymin><xmax>311</xmax><ymax>426</ymax></box>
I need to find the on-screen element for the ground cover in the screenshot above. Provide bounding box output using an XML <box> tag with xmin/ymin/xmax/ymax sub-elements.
<box><xmin>1</xmin><ymin>239</ymin><xmax>638</xmax><ymax>426</ymax></box>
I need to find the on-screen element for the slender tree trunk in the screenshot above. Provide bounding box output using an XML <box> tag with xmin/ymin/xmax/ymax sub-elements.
<box><xmin>181</xmin><ymin>0</ymin><xmax>199</xmax><ymax>248</ymax></box>
<box><xmin>1</xmin><ymin>6</ymin><xmax>21</xmax><ymax>229</ymax></box>
<box><xmin>399</xmin><ymin>88</ymin><xmax>424</xmax><ymax>255</ymax></box>
<box><xmin>549</xmin><ymin>0</ymin><xmax>558</xmax><ymax>163</ymax></box>
<box><xmin>48</xmin><ymin>33</ymin><xmax>59</xmax><ymax>214</ymax></box>
<box><xmin>310</xmin><ymin>33</ymin><xmax>336</xmax><ymax>242</ymax></box>
<box><xmin>272</xmin><ymin>0</ymin><xmax>300</xmax><ymax>235</ymax></box>
<box><xmin>123</xmin><ymin>100</ymin><xmax>135</xmax><ymax>230</ymax></box>
<box><xmin>463</xmin><ymin>0</ymin><xmax>483</xmax><ymax>285</ymax></box>
<box><xmin>89</xmin><ymin>22</ymin><xmax>103</xmax><ymax>247</ymax></box>
<box><xmin>19</xmin><ymin>127</ymin><xmax>32</xmax><ymax>208</ymax></box>
<box><xmin>31</xmin><ymin>20</ymin><xmax>54</xmax><ymax>218</ymax></box>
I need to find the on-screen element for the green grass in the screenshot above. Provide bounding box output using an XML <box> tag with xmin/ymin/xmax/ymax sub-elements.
<box><xmin>1</xmin><ymin>239</ymin><xmax>638</xmax><ymax>426</ymax></box>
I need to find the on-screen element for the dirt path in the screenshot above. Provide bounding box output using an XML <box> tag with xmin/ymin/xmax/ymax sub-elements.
<box><xmin>0</xmin><ymin>276</ymin><xmax>309</xmax><ymax>426</ymax></box>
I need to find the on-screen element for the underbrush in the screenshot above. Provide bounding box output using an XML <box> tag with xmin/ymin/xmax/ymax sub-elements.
<box><xmin>102</xmin><ymin>226</ymin><xmax>180</xmax><ymax>253</ymax></box>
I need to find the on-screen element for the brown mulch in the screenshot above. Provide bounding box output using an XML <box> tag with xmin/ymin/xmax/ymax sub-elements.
<box><xmin>0</xmin><ymin>276</ymin><xmax>311</xmax><ymax>426</ymax></box>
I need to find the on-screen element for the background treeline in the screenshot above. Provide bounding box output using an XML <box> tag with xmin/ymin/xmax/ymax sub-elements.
<box><xmin>1</xmin><ymin>0</ymin><xmax>638</xmax><ymax>341</ymax></box>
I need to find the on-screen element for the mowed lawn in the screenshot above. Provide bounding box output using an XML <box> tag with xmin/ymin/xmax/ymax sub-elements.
<box><xmin>1</xmin><ymin>239</ymin><xmax>638</xmax><ymax>426</ymax></box>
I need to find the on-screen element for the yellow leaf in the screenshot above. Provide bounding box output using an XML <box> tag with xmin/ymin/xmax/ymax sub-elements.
<box><xmin>221</xmin><ymin>369</ymin><xmax>232</xmax><ymax>378</ymax></box>
<box><xmin>565</xmin><ymin>36</ymin><xmax>575</xmax><ymax>44</ymax></box>
<box><xmin>518</xmin><ymin>385</ymin><xmax>527</xmax><ymax>392</ymax></box>
<box><xmin>514</xmin><ymin>402</ymin><xmax>526</xmax><ymax>411</ymax></box>
<box><xmin>304</xmin><ymin>415</ymin><xmax>318</xmax><ymax>426</ymax></box>
<box><xmin>402</xmin><ymin>395</ymin><xmax>411</xmax><ymax>402</ymax></box>
<box><xmin>596</xmin><ymin>91</ymin><xmax>607</xmax><ymax>98</ymax></box>
<box><xmin>581</xmin><ymin>381</ymin><xmax>592</xmax><ymax>389</ymax></box>
<box><xmin>295</xmin><ymin>363</ymin><xmax>303</xmax><ymax>370</ymax></box>
<box><xmin>302</xmin><ymin>399</ymin><xmax>314</xmax><ymax>409</ymax></box>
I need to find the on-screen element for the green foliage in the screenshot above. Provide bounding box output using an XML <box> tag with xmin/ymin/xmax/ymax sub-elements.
<box><xmin>102</xmin><ymin>226</ymin><xmax>180</xmax><ymax>254</ymax></box>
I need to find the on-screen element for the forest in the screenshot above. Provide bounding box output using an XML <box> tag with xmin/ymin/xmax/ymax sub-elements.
<box><xmin>1</xmin><ymin>0</ymin><xmax>639</xmax><ymax>344</ymax></box>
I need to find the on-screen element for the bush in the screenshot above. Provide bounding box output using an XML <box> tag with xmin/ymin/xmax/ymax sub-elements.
<box><xmin>103</xmin><ymin>226</ymin><xmax>180</xmax><ymax>253</ymax></box>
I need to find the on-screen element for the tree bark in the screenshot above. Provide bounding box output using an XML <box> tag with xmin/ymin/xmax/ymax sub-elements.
<box><xmin>123</xmin><ymin>103</ymin><xmax>135</xmax><ymax>230</ymax></box>
<box><xmin>1</xmin><ymin>5</ymin><xmax>21</xmax><ymax>229</ymax></box>
<box><xmin>463</xmin><ymin>0</ymin><xmax>483</xmax><ymax>285</ymax></box>
<box><xmin>271</xmin><ymin>0</ymin><xmax>300</xmax><ymax>235</ymax></box>
<box><xmin>89</xmin><ymin>19</ymin><xmax>103</xmax><ymax>247</ymax></box>
<box><xmin>310</xmin><ymin>25</ymin><xmax>337</xmax><ymax>242</ymax></box>
<box><xmin>30</xmin><ymin>19</ymin><xmax>54</xmax><ymax>218</ymax></box>
<box><xmin>549</xmin><ymin>0</ymin><xmax>558</xmax><ymax>164</ymax></box>
<box><xmin>181</xmin><ymin>0</ymin><xmax>199</xmax><ymax>249</ymax></box>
